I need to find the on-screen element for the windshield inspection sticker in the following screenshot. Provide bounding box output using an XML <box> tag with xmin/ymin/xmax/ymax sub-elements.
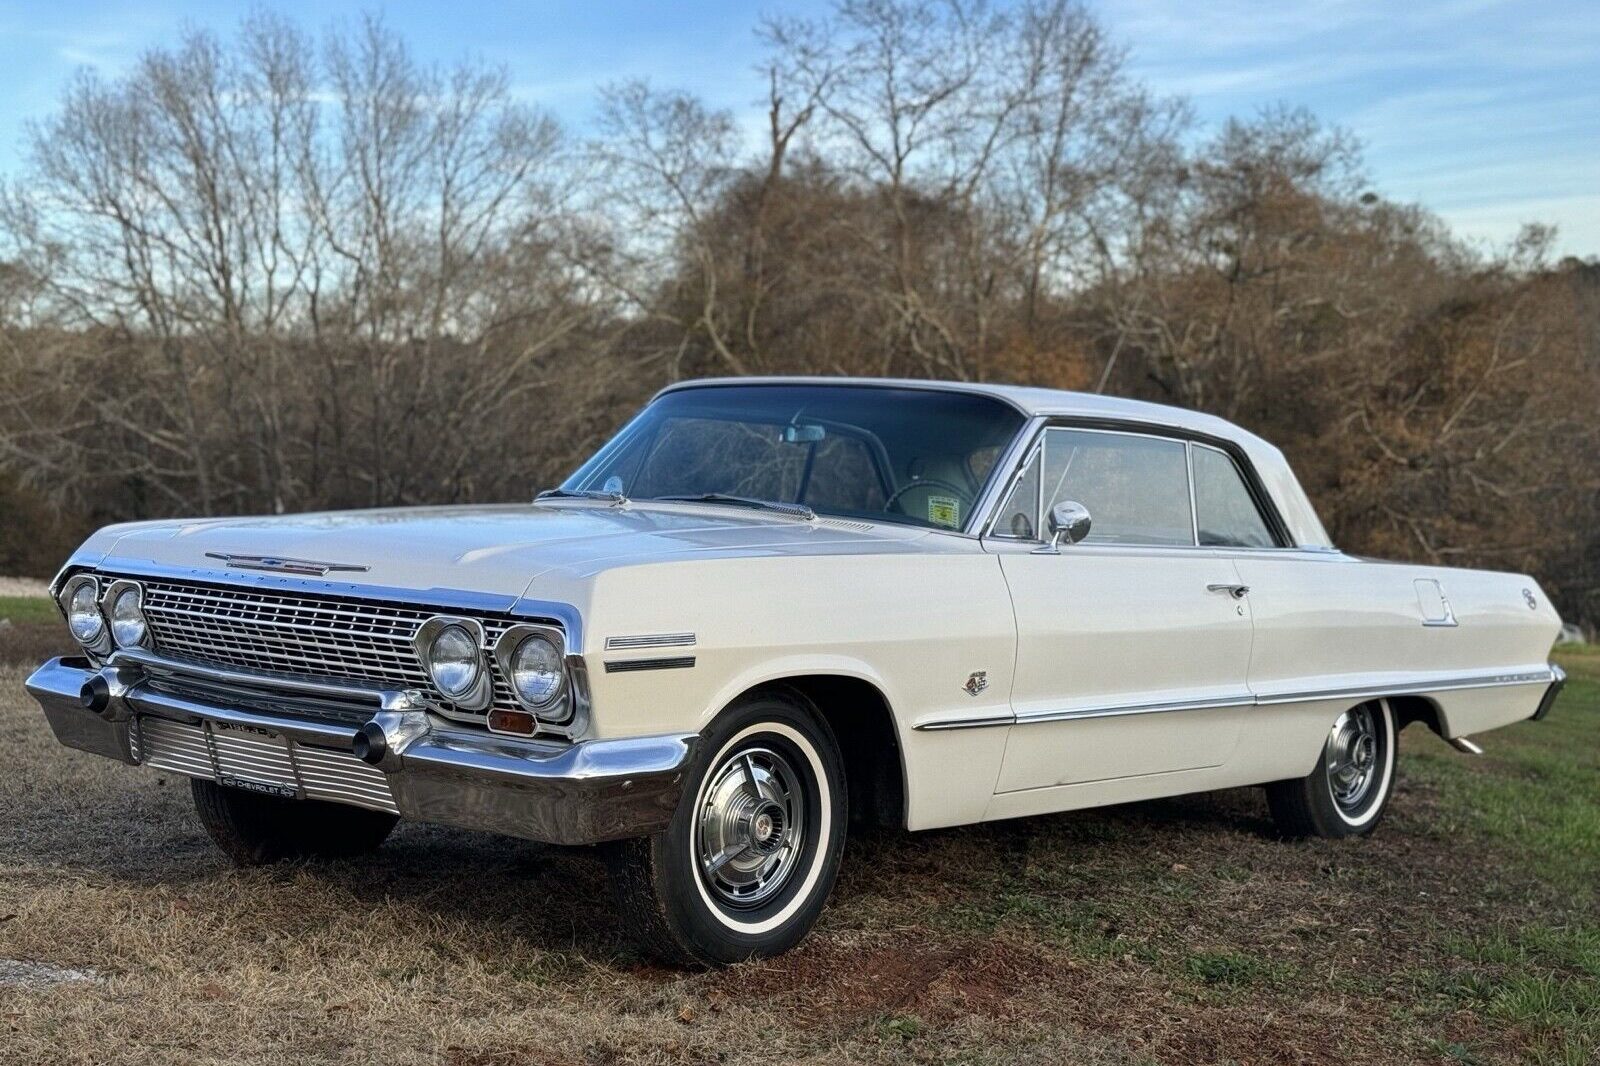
<box><xmin>927</xmin><ymin>496</ymin><xmax>960</xmax><ymax>528</ymax></box>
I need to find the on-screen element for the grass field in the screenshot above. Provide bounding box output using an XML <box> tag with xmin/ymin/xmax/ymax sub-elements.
<box><xmin>0</xmin><ymin>595</ymin><xmax>57</xmax><ymax>624</ymax></box>
<box><xmin>0</xmin><ymin>626</ymin><xmax>1594</xmax><ymax>1065</ymax></box>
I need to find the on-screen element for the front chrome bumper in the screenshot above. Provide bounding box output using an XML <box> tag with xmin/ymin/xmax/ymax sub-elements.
<box><xmin>25</xmin><ymin>656</ymin><xmax>695</xmax><ymax>846</ymax></box>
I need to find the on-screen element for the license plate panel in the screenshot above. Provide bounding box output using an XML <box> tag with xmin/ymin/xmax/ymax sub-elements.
<box><xmin>209</xmin><ymin>720</ymin><xmax>303</xmax><ymax>799</ymax></box>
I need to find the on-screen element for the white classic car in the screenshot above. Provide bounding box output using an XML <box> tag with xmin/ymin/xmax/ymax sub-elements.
<box><xmin>27</xmin><ymin>378</ymin><xmax>1565</xmax><ymax>964</ymax></box>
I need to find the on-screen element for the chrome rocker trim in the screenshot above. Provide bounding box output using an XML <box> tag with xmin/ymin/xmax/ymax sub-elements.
<box><xmin>912</xmin><ymin>666</ymin><xmax>1565</xmax><ymax>731</ymax></box>
<box><xmin>25</xmin><ymin>655</ymin><xmax>695</xmax><ymax>846</ymax></box>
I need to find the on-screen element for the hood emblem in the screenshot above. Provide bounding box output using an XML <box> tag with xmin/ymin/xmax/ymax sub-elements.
<box><xmin>964</xmin><ymin>671</ymin><xmax>989</xmax><ymax>697</ymax></box>
<box><xmin>205</xmin><ymin>552</ymin><xmax>370</xmax><ymax>577</ymax></box>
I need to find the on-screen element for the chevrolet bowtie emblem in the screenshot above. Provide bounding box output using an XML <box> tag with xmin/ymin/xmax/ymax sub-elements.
<box><xmin>205</xmin><ymin>552</ymin><xmax>370</xmax><ymax>577</ymax></box>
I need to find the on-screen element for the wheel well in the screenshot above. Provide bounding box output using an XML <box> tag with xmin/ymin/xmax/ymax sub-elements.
<box><xmin>1389</xmin><ymin>694</ymin><xmax>1445</xmax><ymax>737</ymax></box>
<box><xmin>745</xmin><ymin>675</ymin><xmax>905</xmax><ymax>830</ymax></box>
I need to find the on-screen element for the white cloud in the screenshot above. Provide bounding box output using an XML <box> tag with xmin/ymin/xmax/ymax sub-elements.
<box><xmin>1440</xmin><ymin>194</ymin><xmax>1600</xmax><ymax>257</ymax></box>
<box><xmin>1095</xmin><ymin>0</ymin><xmax>1600</xmax><ymax>255</ymax></box>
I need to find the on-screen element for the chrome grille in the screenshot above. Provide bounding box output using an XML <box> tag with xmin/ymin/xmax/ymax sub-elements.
<box><xmin>118</xmin><ymin>577</ymin><xmax>533</xmax><ymax>724</ymax></box>
<box><xmin>136</xmin><ymin>716</ymin><xmax>397</xmax><ymax>814</ymax></box>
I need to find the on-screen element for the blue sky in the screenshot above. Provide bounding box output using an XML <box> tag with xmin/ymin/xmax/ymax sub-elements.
<box><xmin>0</xmin><ymin>0</ymin><xmax>1595</xmax><ymax>256</ymax></box>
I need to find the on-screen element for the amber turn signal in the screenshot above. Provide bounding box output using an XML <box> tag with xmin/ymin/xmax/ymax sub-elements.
<box><xmin>487</xmin><ymin>707</ymin><xmax>536</xmax><ymax>736</ymax></box>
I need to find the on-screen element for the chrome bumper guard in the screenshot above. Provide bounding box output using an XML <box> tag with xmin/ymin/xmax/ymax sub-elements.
<box><xmin>1531</xmin><ymin>663</ymin><xmax>1566</xmax><ymax>722</ymax></box>
<box><xmin>25</xmin><ymin>655</ymin><xmax>695</xmax><ymax>846</ymax></box>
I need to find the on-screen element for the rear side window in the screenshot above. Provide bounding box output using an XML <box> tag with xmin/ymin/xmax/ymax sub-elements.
<box><xmin>1192</xmin><ymin>445</ymin><xmax>1275</xmax><ymax>547</ymax></box>
<box><xmin>1040</xmin><ymin>429</ymin><xmax>1193</xmax><ymax>546</ymax></box>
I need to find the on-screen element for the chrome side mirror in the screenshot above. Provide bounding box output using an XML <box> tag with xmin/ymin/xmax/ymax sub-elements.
<box><xmin>1035</xmin><ymin>500</ymin><xmax>1091</xmax><ymax>553</ymax></box>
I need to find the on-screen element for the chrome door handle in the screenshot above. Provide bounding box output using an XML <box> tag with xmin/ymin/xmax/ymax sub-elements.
<box><xmin>1206</xmin><ymin>583</ymin><xmax>1250</xmax><ymax>599</ymax></box>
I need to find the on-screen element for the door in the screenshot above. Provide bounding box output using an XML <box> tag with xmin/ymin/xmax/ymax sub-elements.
<box><xmin>987</xmin><ymin>427</ymin><xmax>1256</xmax><ymax>793</ymax></box>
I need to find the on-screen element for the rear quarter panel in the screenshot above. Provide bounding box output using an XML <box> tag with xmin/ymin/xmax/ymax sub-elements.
<box><xmin>1231</xmin><ymin>551</ymin><xmax>1561</xmax><ymax>742</ymax></box>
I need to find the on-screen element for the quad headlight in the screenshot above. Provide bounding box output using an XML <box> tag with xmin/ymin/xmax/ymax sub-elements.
<box><xmin>106</xmin><ymin>581</ymin><xmax>150</xmax><ymax>648</ymax></box>
<box><xmin>416</xmin><ymin>616</ymin><xmax>578</xmax><ymax>732</ymax></box>
<box><xmin>413</xmin><ymin>616</ymin><xmax>493</xmax><ymax>710</ymax></box>
<box><xmin>508</xmin><ymin>633</ymin><xmax>563</xmax><ymax>707</ymax></box>
<box><xmin>59</xmin><ymin>575</ymin><xmax>109</xmax><ymax>652</ymax></box>
<box><xmin>491</xmin><ymin>623</ymin><xmax>573</xmax><ymax>730</ymax></box>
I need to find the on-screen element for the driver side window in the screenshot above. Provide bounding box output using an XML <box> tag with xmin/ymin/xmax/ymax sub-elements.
<box><xmin>991</xmin><ymin>428</ymin><xmax>1196</xmax><ymax>546</ymax></box>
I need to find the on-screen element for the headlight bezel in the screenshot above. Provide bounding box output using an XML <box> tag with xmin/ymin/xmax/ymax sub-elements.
<box><xmin>105</xmin><ymin>579</ymin><xmax>151</xmax><ymax>649</ymax></box>
<box><xmin>491</xmin><ymin>622</ymin><xmax>573</xmax><ymax>726</ymax></box>
<box><xmin>58</xmin><ymin>573</ymin><xmax>111</xmax><ymax>655</ymax></box>
<box><xmin>413</xmin><ymin>616</ymin><xmax>493</xmax><ymax>711</ymax></box>
<box><xmin>505</xmin><ymin>632</ymin><xmax>564</xmax><ymax>708</ymax></box>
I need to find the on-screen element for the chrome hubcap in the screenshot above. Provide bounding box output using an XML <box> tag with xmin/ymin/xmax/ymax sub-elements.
<box><xmin>1326</xmin><ymin>704</ymin><xmax>1381</xmax><ymax>811</ymax></box>
<box><xmin>696</xmin><ymin>747</ymin><xmax>805</xmax><ymax>908</ymax></box>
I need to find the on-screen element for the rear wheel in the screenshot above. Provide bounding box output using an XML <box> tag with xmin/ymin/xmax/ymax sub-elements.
<box><xmin>190</xmin><ymin>779</ymin><xmax>398</xmax><ymax>865</ymax></box>
<box><xmin>607</xmin><ymin>691</ymin><xmax>847</xmax><ymax>967</ymax></box>
<box><xmin>1266</xmin><ymin>698</ymin><xmax>1397</xmax><ymax>838</ymax></box>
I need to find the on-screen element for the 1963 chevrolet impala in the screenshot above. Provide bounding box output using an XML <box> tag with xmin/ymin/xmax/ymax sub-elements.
<box><xmin>26</xmin><ymin>379</ymin><xmax>1565</xmax><ymax>964</ymax></box>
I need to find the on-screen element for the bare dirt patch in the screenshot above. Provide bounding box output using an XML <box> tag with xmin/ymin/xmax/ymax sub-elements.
<box><xmin>0</xmin><ymin>620</ymin><xmax>69</xmax><ymax>670</ymax></box>
<box><xmin>0</xmin><ymin>577</ymin><xmax>49</xmax><ymax>598</ymax></box>
<box><xmin>0</xmin><ymin>958</ymin><xmax>100</xmax><ymax>988</ymax></box>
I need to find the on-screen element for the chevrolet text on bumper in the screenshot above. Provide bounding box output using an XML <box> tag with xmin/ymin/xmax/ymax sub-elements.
<box><xmin>25</xmin><ymin>377</ymin><xmax>1568</xmax><ymax>966</ymax></box>
<box><xmin>27</xmin><ymin>653</ymin><xmax>694</xmax><ymax>846</ymax></box>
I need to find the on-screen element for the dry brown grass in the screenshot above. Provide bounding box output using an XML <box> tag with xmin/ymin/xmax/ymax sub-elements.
<box><xmin>2</xmin><ymin>654</ymin><xmax>1595</xmax><ymax>1065</ymax></box>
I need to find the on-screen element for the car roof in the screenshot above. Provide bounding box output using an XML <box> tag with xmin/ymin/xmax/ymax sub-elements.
<box><xmin>662</xmin><ymin>376</ymin><xmax>1250</xmax><ymax>445</ymax></box>
<box><xmin>655</xmin><ymin>376</ymin><xmax>1335</xmax><ymax>548</ymax></box>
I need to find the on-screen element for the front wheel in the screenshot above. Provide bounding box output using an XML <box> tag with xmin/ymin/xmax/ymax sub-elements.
<box><xmin>1266</xmin><ymin>698</ymin><xmax>1397</xmax><ymax>838</ymax></box>
<box><xmin>607</xmin><ymin>691</ymin><xmax>847</xmax><ymax>966</ymax></box>
<box><xmin>190</xmin><ymin>779</ymin><xmax>398</xmax><ymax>865</ymax></box>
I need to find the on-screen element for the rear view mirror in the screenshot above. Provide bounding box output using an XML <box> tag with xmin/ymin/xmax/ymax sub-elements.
<box><xmin>782</xmin><ymin>424</ymin><xmax>826</xmax><ymax>444</ymax></box>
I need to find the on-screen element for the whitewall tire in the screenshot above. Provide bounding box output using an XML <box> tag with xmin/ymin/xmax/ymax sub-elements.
<box><xmin>607</xmin><ymin>691</ymin><xmax>847</xmax><ymax>966</ymax></box>
<box><xmin>1266</xmin><ymin>698</ymin><xmax>1397</xmax><ymax>838</ymax></box>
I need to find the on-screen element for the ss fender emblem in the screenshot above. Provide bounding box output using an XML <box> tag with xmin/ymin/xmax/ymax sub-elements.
<box><xmin>964</xmin><ymin>671</ymin><xmax>989</xmax><ymax>697</ymax></box>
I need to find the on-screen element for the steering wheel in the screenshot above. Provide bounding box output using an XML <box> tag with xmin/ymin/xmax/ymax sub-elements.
<box><xmin>882</xmin><ymin>477</ymin><xmax>976</xmax><ymax>522</ymax></box>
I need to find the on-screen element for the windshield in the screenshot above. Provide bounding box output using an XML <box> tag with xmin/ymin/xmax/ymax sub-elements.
<box><xmin>561</xmin><ymin>384</ymin><xmax>1026</xmax><ymax>532</ymax></box>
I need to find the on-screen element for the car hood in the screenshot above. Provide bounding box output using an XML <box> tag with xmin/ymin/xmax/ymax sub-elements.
<box><xmin>79</xmin><ymin>502</ymin><xmax>946</xmax><ymax>605</ymax></box>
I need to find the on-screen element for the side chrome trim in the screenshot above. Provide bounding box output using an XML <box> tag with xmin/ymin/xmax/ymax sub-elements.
<box><xmin>910</xmin><ymin>707</ymin><xmax>1017</xmax><ymax>732</ymax></box>
<box><xmin>1250</xmin><ymin>668</ymin><xmax>1559</xmax><ymax>706</ymax></box>
<box><xmin>604</xmin><ymin>656</ymin><xmax>696</xmax><ymax>674</ymax></box>
<box><xmin>1015</xmin><ymin>691</ymin><xmax>1258</xmax><ymax>725</ymax></box>
<box><xmin>605</xmin><ymin>632</ymin><xmax>696</xmax><ymax>651</ymax></box>
<box><xmin>912</xmin><ymin>666</ymin><xmax>1563</xmax><ymax>731</ymax></box>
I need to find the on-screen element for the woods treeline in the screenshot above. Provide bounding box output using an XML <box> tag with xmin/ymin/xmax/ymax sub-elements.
<box><xmin>0</xmin><ymin>2</ymin><xmax>1595</xmax><ymax>628</ymax></box>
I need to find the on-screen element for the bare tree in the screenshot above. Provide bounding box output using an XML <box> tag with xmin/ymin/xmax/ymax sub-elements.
<box><xmin>0</xmin><ymin>2</ymin><xmax>1595</xmax><ymax>628</ymax></box>
<box><xmin>0</xmin><ymin>12</ymin><xmax>599</xmax><ymax>517</ymax></box>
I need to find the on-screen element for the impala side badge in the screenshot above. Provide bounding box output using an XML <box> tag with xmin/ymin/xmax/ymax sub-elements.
<box><xmin>964</xmin><ymin>671</ymin><xmax>988</xmax><ymax>697</ymax></box>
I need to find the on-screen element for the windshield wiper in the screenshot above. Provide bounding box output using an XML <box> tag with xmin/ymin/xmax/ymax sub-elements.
<box><xmin>653</xmin><ymin>493</ymin><xmax>816</xmax><ymax>520</ymax></box>
<box><xmin>536</xmin><ymin>488</ymin><xmax>628</xmax><ymax>506</ymax></box>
